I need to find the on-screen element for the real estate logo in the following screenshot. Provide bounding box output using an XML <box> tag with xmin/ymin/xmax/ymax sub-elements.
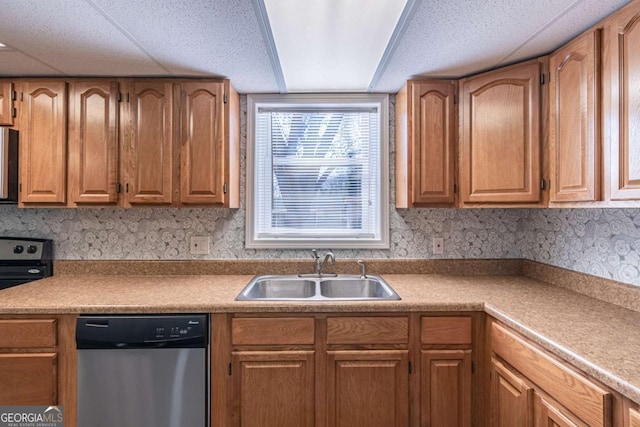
<box><xmin>0</xmin><ymin>406</ymin><xmax>63</xmax><ymax>427</ymax></box>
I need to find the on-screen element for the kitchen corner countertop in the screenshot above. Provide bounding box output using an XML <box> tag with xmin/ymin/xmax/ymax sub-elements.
<box><xmin>1</xmin><ymin>271</ymin><xmax>640</xmax><ymax>404</ymax></box>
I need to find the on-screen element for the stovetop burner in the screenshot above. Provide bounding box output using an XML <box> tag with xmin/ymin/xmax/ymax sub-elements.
<box><xmin>0</xmin><ymin>237</ymin><xmax>53</xmax><ymax>290</ymax></box>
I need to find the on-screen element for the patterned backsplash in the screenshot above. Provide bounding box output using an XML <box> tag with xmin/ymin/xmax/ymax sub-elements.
<box><xmin>1</xmin><ymin>205</ymin><xmax>638</xmax><ymax>286</ymax></box>
<box><xmin>1</xmin><ymin>94</ymin><xmax>639</xmax><ymax>287</ymax></box>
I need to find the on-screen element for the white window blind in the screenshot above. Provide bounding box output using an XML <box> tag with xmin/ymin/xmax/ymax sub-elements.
<box><xmin>247</xmin><ymin>94</ymin><xmax>389</xmax><ymax>248</ymax></box>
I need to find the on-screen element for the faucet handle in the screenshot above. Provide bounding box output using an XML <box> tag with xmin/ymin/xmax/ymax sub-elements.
<box><xmin>310</xmin><ymin>249</ymin><xmax>319</xmax><ymax>260</ymax></box>
<box><xmin>357</xmin><ymin>260</ymin><xmax>367</xmax><ymax>279</ymax></box>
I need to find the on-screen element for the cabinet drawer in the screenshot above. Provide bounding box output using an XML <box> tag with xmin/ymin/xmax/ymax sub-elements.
<box><xmin>232</xmin><ymin>317</ymin><xmax>315</xmax><ymax>345</ymax></box>
<box><xmin>0</xmin><ymin>319</ymin><xmax>57</xmax><ymax>348</ymax></box>
<box><xmin>492</xmin><ymin>322</ymin><xmax>611</xmax><ymax>427</ymax></box>
<box><xmin>327</xmin><ymin>317</ymin><xmax>408</xmax><ymax>344</ymax></box>
<box><xmin>421</xmin><ymin>316</ymin><xmax>472</xmax><ymax>344</ymax></box>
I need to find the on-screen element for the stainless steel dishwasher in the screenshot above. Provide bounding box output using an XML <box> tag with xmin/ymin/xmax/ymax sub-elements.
<box><xmin>76</xmin><ymin>314</ymin><xmax>209</xmax><ymax>427</ymax></box>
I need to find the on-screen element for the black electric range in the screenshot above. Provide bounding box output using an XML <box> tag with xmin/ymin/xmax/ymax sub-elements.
<box><xmin>0</xmin><ymin>237</ymin><xmax>53</xmax><ymax>290</ymax></box>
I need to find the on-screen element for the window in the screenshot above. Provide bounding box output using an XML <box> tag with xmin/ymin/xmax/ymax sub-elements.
<box><xmin>246</xmin><ymin>94</ymin><xmax>389</xmax><ymax>249</ymax></box>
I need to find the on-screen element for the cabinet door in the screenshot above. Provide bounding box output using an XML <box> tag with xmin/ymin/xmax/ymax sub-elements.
<box><xmin>326</xmin><ymin>350</ymin><xmax>409</xmax><ymax>427</ymax></box>
<box><xmin>421</xmin><ymin>349</ymin><xmax>471</xmax><ymax>427</ymax></box>
<box><xmin>549</xmin><ymin>31</ymin><xmax>601</xmax><ymax>202</ymax></box>
<box><xmin>491</xmin><ymin>359</ymin><xmax>534</xmax><ymax>427</ymax></box>
<box><xmin>125</xmin><ymin>80</ymin><xmax>174</xmax><ymax>205</ymax></box>
<box><xmin>630</xmin><ymin>407</ymin><xmax>640</xmax><ymax>427</ymax></box>
<box><xmin>396</xmin><ymin>80</ymin><xmax>457</xmax><ymax>207</ymax></box>
<box><xmin>0</xmin><ymin>80</ymin><xmax>16</xmax><ymax>126</ymax></box>
<box><xmin>0</xmin><ymin>353</ymin><xmax>57</xmax><ymax>405</ymax></box>
<box><xmin>68</xmin><ymin>81</ymin><xmax>119</xmax><ymax>205</ymax></box>
<box><xmin>232</xmin><ymin>351</ymin><xmax>314</xmax><ymax>427</ymax></box>
<box><xmin>20</xmin><ymin>80</ymin><xmax>67</xmax><ymax>204</ymax></box>
<box><xmin>605</xmin><ymin>4</ymin><xmax>640</xmax><ymax>200</ymax></box>
<box><xmin>535</xmin><ymin>395</ymin><xmax>583</xmax><ymax>427</ymax></box>
<box><xmin>180</xmin><ymin>81</ymin><xmax>225</xmax><ymax>205</ymax></box>
<box><xmin>461</xmin><ymin>59</ymin><xmax>542</xmax><ymax>204</ymax></box>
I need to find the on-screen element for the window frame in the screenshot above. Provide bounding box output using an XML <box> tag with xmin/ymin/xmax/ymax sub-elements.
<box><xmin>246</xmin><ymin>93</ymin><xmax>390</xmax><ymax>249</ymax></box>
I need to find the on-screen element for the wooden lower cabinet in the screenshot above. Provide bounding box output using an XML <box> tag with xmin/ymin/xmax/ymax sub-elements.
<box><xmin>491</xmin><ymin>358</ymin><xmax>534</xmax><ymax>427</ymax></box>
<box><xmin>629</xmin><ymin>407</ymin><xmax>640</xmax><ymax>427</ymax></box>
<box><xmin>231</xmin><ymin>350</ymin><xmax>315</xmax><ymax>427</ymax></box>
<box><xmin>536</xmin><ymin>394</ymin><xmax>584</xmax><ymax>427</ymax></box>
<box><xmin>0</xmin><ymin>316</ymin><xmax>77</xmax><ymax>427</ymax></box>
<box><xmin>0</xmin><ymin>353</ymin><xmax>57</xmax><ymax>405</ymax></box>
<box><xmin>491</xmin><ymin>320</ymin><xmax>617</xmax><ymax>427</ymax></box>
<box><xmin>326</xmin><ymin>350</ymin><xmax>409</xmax><ymax>427</ymax></box>
<box><xmin>227</xmin><ymin>314</ymin><xmax>476</xmax><ymax>427</ymax></box>
<box><xmin>420</xmin><ymin>315</ymin><xmax>474</xmax><ymax>427</ymax></box>
<box><xmin>0</xmin><ymin>318</ymin><xmax>59</xmax><ymax>405</ymax></box>
<box><xmin>421</xmin><ymin>349</ymin><xmax>472</xmax><ymax>427</ymax></box>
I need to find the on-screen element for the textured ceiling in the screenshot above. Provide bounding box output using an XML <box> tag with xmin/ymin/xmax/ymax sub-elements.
<box><xmin>0</xmin><ymin>0</ymin><xmax>632</xmax><ymax>93</ymax></box>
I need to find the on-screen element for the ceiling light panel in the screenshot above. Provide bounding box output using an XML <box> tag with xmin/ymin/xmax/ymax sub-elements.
<box><xmin>263</xmin><ymin>0</ymin><xmax>407</xmax><ymax>92</ymax></box>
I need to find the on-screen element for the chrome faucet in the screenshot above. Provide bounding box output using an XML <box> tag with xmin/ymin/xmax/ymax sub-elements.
<box><xmin>301</xmin><ymin>249</ymin><xmax>337</xmax><ymax>277</ymax></box>
<box><xmin>318</xmin><ymin>251</ymin><xmax>336</xmax><ymax>276</ymax></box>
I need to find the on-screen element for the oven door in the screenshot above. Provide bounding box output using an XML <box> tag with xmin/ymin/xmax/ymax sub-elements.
<box><xmin>0</xmin><ymin>265</ymin><xmax>49</xmax><ymax>290</ymax></box>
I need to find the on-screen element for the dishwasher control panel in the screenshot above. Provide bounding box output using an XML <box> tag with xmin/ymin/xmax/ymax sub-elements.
<box><xmin>145</xmin><ymin>317</ymin><xmax>205</xmax><ymax>341</ymax></box>
<box><xmin>76</xmin><ymin>314</ymin><xmax>208</xmax><ymax>349</ymax></box>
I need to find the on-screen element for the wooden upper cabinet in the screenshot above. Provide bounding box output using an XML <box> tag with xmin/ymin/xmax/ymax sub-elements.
<box><xmin>460</xmin><ymin>59</ymin><xmax>543</xmax><ymax>205</ymax></box>
<box><xmin>604</xmin><ymin>2</ymin><xmax>640</xmax><ymax>200</ymax></box>
<box><xmin>125</xmin><ymin>80</ymin><xmax>174</xmax><ymax>206</ymax></box>
<box><xmin>68</xmin><ymin>81</ymin><xmax>119</xmax><ymax>206</ymax></box>
<box><xmin>0</xmin><ymin>80</ymin><xmax>16</xmax><ymax>126</ymax></box>
<box><xmin>549</xmin><ymin>30</ymin><xmax>601</xmax><ymax>203</ymax></box>
<box><xmin>20</xmin><ymin>80</ymin><xmax>67</xmax><ymax>205</ymax></box>
<box><xmin>396</xmin><ymin>80</ymin><xmax>457</xmax><ymax>207</ymax></box>
<box><xmin>180</xmin><ymin>81</ymin><xmax>225</xmax><ymax>205</ymax></box>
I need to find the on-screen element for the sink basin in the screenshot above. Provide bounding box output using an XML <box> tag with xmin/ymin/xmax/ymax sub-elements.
<box><xmin>239</xmin><ymin>278</ymin><xmax>316</xmax><ymax>299</ymax></box>
<box><xmin>319</xmin><ymin>278</ymin><xmax>397</xmax><ymax>299</ymax></box>
<box><xmin>236</xmin><ymin>275</ymin><xmax>401</xmax><ymax>301</ymax></box>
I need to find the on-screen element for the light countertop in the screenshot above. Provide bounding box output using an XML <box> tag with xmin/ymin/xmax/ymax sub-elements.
<box><xmin>1</xmin><ymin>268</ymin><xmax>639</xmax><ymax>405</ymax></box>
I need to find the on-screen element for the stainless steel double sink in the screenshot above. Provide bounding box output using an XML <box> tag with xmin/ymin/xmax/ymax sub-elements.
<box><xmin>236</xmin><ymin>274</ymin><xmax>401</xmax><ymax>301</ymax></box>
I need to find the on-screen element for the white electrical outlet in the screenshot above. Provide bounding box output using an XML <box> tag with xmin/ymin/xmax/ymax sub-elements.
<box><xmin>190</xmin><ymin>236</ymin><xmax>210</xmax><ymax>255</ymax></box>
<box><xmin>432</xmin><ymin>237</ymin><xmax>444</xmax><ymax>255</ymax></box>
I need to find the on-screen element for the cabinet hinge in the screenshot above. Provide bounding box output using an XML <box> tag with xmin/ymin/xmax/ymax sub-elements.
<box><xmin>408</xmin><ymin>361</ymin><xmax>413</xmax><ymax>374</ymax></box>
<box><xmin>126</xmin><ymin>93</ymin><xmax>130</xmax><ymax>103</ymax></box>
<box><xmin>540</xmin><ymin>72</ymin><xmax>551</xmax><ymax>85</ymax></box>
<box><xmin>11</xmin><ymin>90</ymin><xmax>17</xmax><ymax>101</ymax></box>
<box><xmin>228</xmin><ymin>363</ymin><xmax>232</xmax><ymax>376</ymax></box>
<box><xmin>223</xmin><ymin>93</ymin><xmax>228</xmax><ymax>104</ymax></box>
<box><xmin>116</xmin><ymin>183</ymin><xmax>122</xmax><ymax>194</ymax></box>
<box><xmin>471</xmin><ymin>361</ymin><xmax>475</xmax><ymax>374</ymax></box>
<box><xmin>223</xmin><ymin>183</ymin><xmax>228</xmax><ymax>194</ymax></box>
<box><xmin>125</xmin><ymin>183</ymin><xmax>129</xmax><ymax>193</ymax></box>
<box><xmin>453</xmin><ymin>94</ymin><xmax>458</xmax><ymax>105</ymax></box>
<box><xmin>453</xmin><ymin>183</ymin><xmax>458</xmax><ymax>194</ymax></box>
<box><xmin>20</xmin><ymin>92</ymin><xmax>23</xmax><ymax>102</ymax></box>
<box><xmin>117</xmin><ymin>93</ymin><xmax>122</xmax><ymax>103</ymax></box>
<box><xmin>12</xmin><ymin>107</ymin><xmax>16</xmax><ymax>118</ymax></box>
